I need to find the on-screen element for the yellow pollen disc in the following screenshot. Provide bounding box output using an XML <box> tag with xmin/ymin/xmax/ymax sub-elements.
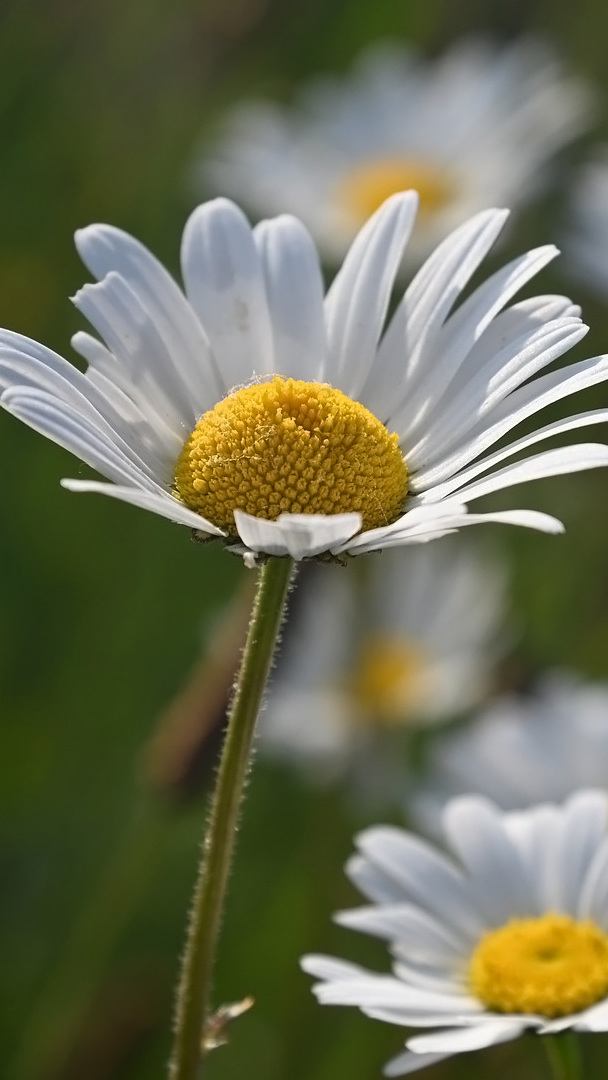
<box><xmin>470</xmin><ymin>913</ymin><xmax>608</xmax><ymax>1018</ymax></box>
<box><xmin>339</xmin><ymin>158</ymin><xmax>453</xmax><ymax>222</ymax></box>
<box><xmin>351</xmin><ymin>634</ymin><xmax>428</xmax><ymax>722</ymax></box>
<box><xmin>174</xmin><ymin>376</ymin><xmax>408</xmax><ymax>536</ymax></box>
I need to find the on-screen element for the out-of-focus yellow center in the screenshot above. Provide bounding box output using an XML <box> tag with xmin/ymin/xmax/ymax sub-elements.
<box><xmin>339</xmin><ymin>158</ymin><xmax>452</xmax><ymax>222</ymax></box>
<box><xmin>174</xmin><ymin>376</ymin><xmax>408</xmax><ymax>536</ymax></box>
<box><xmin>351</xmin><ymin>634</ymin><xmax>428</xmax><ymax>721</ymax></box>
<box><xmin>470</xmin><ymin>913</ymin><xmax>608</xmax><ymax>1018</ymax></box>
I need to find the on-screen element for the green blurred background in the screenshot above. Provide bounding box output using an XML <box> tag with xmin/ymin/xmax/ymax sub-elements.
<box><xmin>3</xmin><ymin>1</ymin><xmax>608</xmax><ymax>1078</ymax></box>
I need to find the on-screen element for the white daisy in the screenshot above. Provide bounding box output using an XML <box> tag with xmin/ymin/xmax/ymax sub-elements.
<box><xmin>261</xmin><ymin>538</ymin><xmax>506</xmax><ymax>775</ymax></box>
<box><xmin>564</xmin><ymin>152</ymin><xmax>608</xmax><ymax>298</ymax></box>
<box><xmin>199</xmin><ymin>38</ymin><xmax>592</xmax><ymax>264</ymax></box>
<box><xmin>414</xmin><ymin>672</ymin><xmax>608</xmax><ymax>833</ymax></box>
<box><xmin>1</xmin><ymin>192</ymin><xmax>608</xmax><ymax>565</ymax></box>
<box><xmin>303</xmin><ymin>790</ymin><xmax>608</xmax><ymax>1075</ymax></box>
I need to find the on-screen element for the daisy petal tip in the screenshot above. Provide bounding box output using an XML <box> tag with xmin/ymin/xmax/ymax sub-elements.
<box><xmin>193</xmin><ymin>195</ymin><xmax>247</xmax><ymax>227</ymax></box>
<box><xmin>73</xmin><ymin>222</ymin><xmax>114</xmax><ymax>258</ymax></box>
<box><xmin>387</xmin><ymin>188</ymin><xmax>420</xmax><ymax>212</ymax></box>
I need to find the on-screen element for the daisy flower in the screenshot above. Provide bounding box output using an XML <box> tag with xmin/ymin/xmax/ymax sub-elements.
<box><xmin>198</xmin><ymin>38</ymin><xmax>592</xmax><ymax>264</ymax></box>
<box><xmin>414</xmin><ymin>672</ymin><xmax>608</xmax><ymax>832</ymax></box>
<box><xmin>303</xmin><ymin>790</ymin><xmax>608</xmax><ymax>1075</ymax></box>
<box><xmin>1</xmin><ymin>192</ymin><xmax>608</xmax><ymax>565</ymax></box>
<box><xmin>261</xmin><ymin>538</ymin><xmax>506</xmax><ymax>775</ymax></box>
<box><xmin>564</xmin><ymin>152</ymin><xmax>608</xmax><ymax>298</ymax></box>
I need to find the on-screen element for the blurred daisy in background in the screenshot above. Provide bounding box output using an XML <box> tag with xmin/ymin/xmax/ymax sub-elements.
<box><xmin>198</xmin><ymin>38</ymin><xmax>592</xmax><ymax>264</ymax></box>
<box><xmin>303</xmin><ymin>790</ymin><xmax>608</xmax><ymax>1075</ymax></box>
<box><xmin>2</xmin><ymin>193</ymin><xmax>608</xmax><ymax>563</ymax></box>
<box><xmin>260</xmin><ymin>539</ymin><xmax>506</xmax><ymax>781</ymax></box>
<box><xmin>413</xmin><ymin>672</ymin><xmax>608</xmax><ymax>833</ymax></box>
<box><xmin>564</xmin><ymin>152</ymin><xmax>608</xmax><ymax>298</ymax></box>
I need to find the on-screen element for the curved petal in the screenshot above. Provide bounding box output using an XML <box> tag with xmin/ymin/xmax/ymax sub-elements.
<box><xmin>180</xmin><ymin>198</ymin><xmax>273</xmax><ymax>391</ymax></box>
<box><xmin>325</xmin><ymin>191</ymin><xmax>418</xmax><ymax>397</ymax></box>
<box><xmin>362</xmin><ymin>209</ymin><xmax>509</xmax><ymax>423</ymax></box>
<box><xmin>384</xmin><ymin>1048</ymin><xmax>453</xmax><ymax>1076</ymax></box>
<box><xmin>61</xmin><ymin>479</ymin><xmax>224</xmax><ymax>534</ymax></box>
<box><xmin>233</xmin><ymin>509</ymin><xmax>361</xmax><ymax>559</ymax></box>
<box><xmin>253</xmin><ymin>214</ymin><xmax>326</xmax><ymax>381</ymax></box>
<box><xmin>435</xmin><ymin>444</ymin><xmax>608</xmax><ymax>505</ymax></box>
<box><xmin>75</xmin><ymin>221</ymin><xmax>222</xmax><ymax>407</ymax></box>
<box><xmin>351</xmin><ymin>825</ymin><xmax>484</xmax><ymax>939</ymax></box>
<box><xmin>406</xmin><ymin>1019</ymin><xmax>526</xmax><ymax>1055</ymax></box>
<box><xmin>414</xmin><ymin>409</ymin><xmax>608</xmax><ymax>497</ymax></box>
<box><xmin>2</xmin><ymin>388</ymin><xmax>162</xmax><ymax>491</ymax></box>
<box><xmin>390</xmin><ymin>246</ymin><xmax>561</xmax><ymax>437</ymax></box>
<box><xmin>443</xmin><ymin>795</ymin><xmax>536</xmax><ymax>922</ymax></box>
<box><xmin>336</xmin><ymin>903</ymin><xmax>466</xmax><ymax>962</ymax></box>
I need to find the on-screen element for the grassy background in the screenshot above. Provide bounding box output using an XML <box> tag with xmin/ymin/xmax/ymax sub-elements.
<box><xmin>2</xmin><ymin>1</ymin><xmax>608</xmax><ymax>1078</ymax></box>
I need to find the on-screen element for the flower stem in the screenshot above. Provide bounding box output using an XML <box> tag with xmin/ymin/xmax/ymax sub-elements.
<box><xmin>544</xmin><ymin>1033</ymin><xmax>583</xmax><ymax>1080</ymax></box>
<box><xmin>169</xmin><ymin>556</ymin><xmax>295</xmax><ymax>1080</ymax></box>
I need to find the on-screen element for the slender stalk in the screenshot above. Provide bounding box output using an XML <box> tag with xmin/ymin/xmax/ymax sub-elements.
<box><xmin>544</xmin><ymin>1033</ymin><xmax>583</xmax><ymax>1080</ymax></box>
<box><xmin>169</xmin><ymin>556</ymin><xmax>295</xmax><ymax>1080</ymax></box>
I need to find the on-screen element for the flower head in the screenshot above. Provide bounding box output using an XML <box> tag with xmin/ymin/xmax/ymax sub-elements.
<box><xmin>303</xmin><ymin>791</ymin><xmax>608</xmax><ymax>1075</ymax></box>
<box><xmin>1</xmin><ymin>193</ymin><xmax>608</xmax><ymax>564</ymax></box>
<box><xmin>261</xmin><ymin>538</ymin><xmax>506</xmax><ymax>778</ymax></box>
<box><xmin>199</xmin><ymin>38</ymin><xmax>592</xmax><ymax>263</ymax></box>
<box><xmin>414</xmin><ymin>672</ymin><xmax>608</xmax><ymax>832</ymax></box>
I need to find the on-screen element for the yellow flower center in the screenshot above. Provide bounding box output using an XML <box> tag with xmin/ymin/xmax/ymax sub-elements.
<box><xmin>470</xmin><ymin>913</ymin><xmax>608</xmax><ymax>1018</ymax></box>
<box><xmin>174</xmin><ymin>376</ymin><xmax>408</xmax><ymax>536</ymax></box>
<box><xmin>351</xmin><ymin>634</ymin><xmax>428</xmax><ymax>721</ymax></box>
<box><xmin>339</xmin><ymin>158</ymin><xmax>453</xmax><ymax>223</ymax></box>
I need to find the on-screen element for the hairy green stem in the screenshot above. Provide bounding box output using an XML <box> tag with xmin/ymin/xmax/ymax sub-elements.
<box><xmin>169</xmin><ymin>556</ymin><xmax>295</xmax><ymax>1080</ymax></box>
<box><xmin>544</xmin><ymin>1033</ymin><xmax>583</xmax><ymax>1080</ymax></box>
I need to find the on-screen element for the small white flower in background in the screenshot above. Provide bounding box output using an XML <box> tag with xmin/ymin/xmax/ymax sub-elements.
<box><xmin>303</xmin><ymin>791</ymin><xmax>608</xmax><ymax>1076</ymax></box>
<box><xmin>564</xmin><ymin>152</ymin><xmax>608</xmax><ymax>298</ymax></box>
<box><xmin>261</xmin><ymin>539</ymin><xmax>506</xmax><ymax>776</ymax></box>
<box><xmin>2</xmin><ymin>193</ymin><xmax>608</xmax><ymax>564</ymax></box>
<box><xmin>198</xmin><ymin>38</ymin><xmax>592</xmax><ymax>264</ymax></box>
<box><xmin>414</xmin><ymin>672</ymin><xmax>608</xmax><ymax>833</ymax></box>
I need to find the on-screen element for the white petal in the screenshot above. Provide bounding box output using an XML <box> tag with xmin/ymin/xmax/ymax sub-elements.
<box><xmin>415</xmin><ymin>352</ymin><xmax>608</xmax><ymax>494</ymax></box>
<box><xmin>392</xmin><ymin>246</ymin><xmax>560</xmax><ymax>439</ymax></box>
<box><xmin>2</xmin><ymin>389</ymin><xmax>161</xmax><ymax>491</ymax></box>
<box><xmin>69</xmin><ymin>328</ymin><xmax>186</xmax><ymax>461</ymax></box>
<box><xmin>544</xmin><ymin>790</ymin><xmax>608</xmax><ymax>914</ymax></box>
<box><xmin>336</xmin><ymin>903</ymin><xmax>466</xmax><ymax>963</ymax></box>
<box><xmin>254</xmin><ymin>215</ymin><xmax>326</xmax><ymax>381</ymax></box>
<box><xmin>0</xmin><ymin>336</ymin><xmax>168</xmax><ymax>472</ymax></box>
<box><xmin>233</xmin><ymin>509</ymin><xmax>361</xmax><ymax>559</ymax></box>
<box><xmin>73</xmin><ymin>272</ymin><xmax>204</xmax><ymax>429</ymax></box>
<box><xmin>347</xmin><ymin>854</ymin><xmax>410</xmax><ymax>905</ymax></box>
<box><xmin>311</xmin><ymin>976</ymin><xmax>423</xmax><ymax>1009</ymax></box>
<box><xmin>439</xmin><ymin>444</ymin><xmax>608</xmax><ymax>505</ymax></box>
<box><xmin>324</xmin><ymin>192</ymin><xmax>418</xmax><ymax>397</ymax></box>
<box><xmin>180</xmin><ymin>198</ymin><xmax>273</xmax><ymax>390</ymax></box>
<box><xmin>406</xmin><ymin>1019</ymin><xmax>525</xmax><ymax>1054</ymax></box>
<box><xmin>352</xmin><ymin>825</ymin><xmax>485</xmax><ymax>939</ymax></box>
<box><xmin>60</xmin><ymin>479</ymin><xmax>224</xmax><ymax>534</ymax></box>
<box><xmin>340</xmin><ymin>505</ymin><xmax>563</xmax><ymax>556</ymax></box>
<box><xmin>384</xmin><ymin>1049</ymin><xmax>452</xmax><ymax>1076</ymax></box>
<box><xmin>336</xmin><ymin>502</ymin><xmax>469</xmax><ymax>554</ymax></box>
<box><xmin>75</xmin><ymin>221</ymin><xmax>221</xmax><ymax>408</ymax></box>
<box><xmin>300</xmin><ymin>955</ymin><xmax>371</xmax><ymax>981</ymax></box>
<box><xmin>414</xmin><ymin>409</ymin><xmax>608</xmax><ymax>497</ymax></box>
<box><xmin>407</xmin><ymin>317</ymin><xmax>587</xmax><ymax>469</ymax></box>
<box><xmin>443</xmin><ymin>796</ymin><xmax>535</xmax><ymax>922</ymax></box>
<box><xmin>577</xmin><ymin>835</ymin><xmax>608</xmax><ymax>926</ymax></box>
<box><xmin>363</xmin><ymin>209</ymin><xmax>509</xmax><ymax>423</ymax></box>
<box><xmin>575</xmin><ymin>998</ymin><xmax>608</xmax><ymax>1031</ymax></box>
<box><xmin>439</xmin><ymin>509</ymin><xmax>564</xmax><ymax>534</ymax></box>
